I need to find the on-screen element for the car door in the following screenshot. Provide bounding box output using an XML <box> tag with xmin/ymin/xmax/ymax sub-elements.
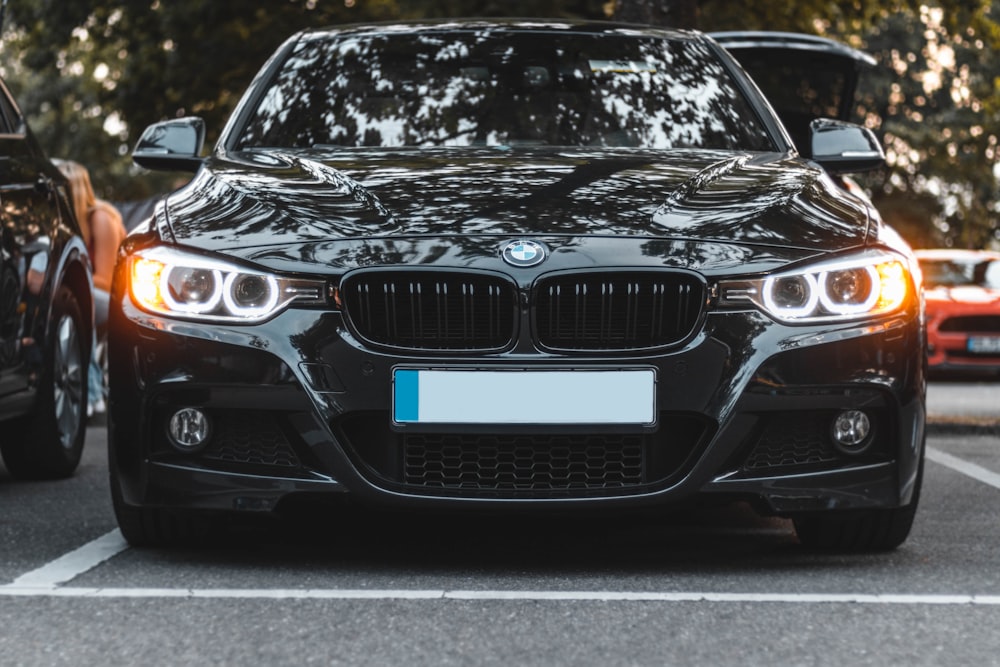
<box><xmin>0</xmin><ymin>79</ymin><xmax>60</xmax><ymax>407</ymax></box>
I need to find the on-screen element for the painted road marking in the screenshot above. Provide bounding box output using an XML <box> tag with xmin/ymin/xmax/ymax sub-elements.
<box><xmin>0</xmin><ymin>585</ymin><xmax>999</xmax><ymax>604</ymax></box>
<box><xmin>6</xmin><ymin>529</ymin><xmax>128</xmax><ymax>590</ymax></box>
<box><xmin>9</xmin><ymin>529</ymin><xmax>128</xmax><ymax>589</ymax></box>
<box><xmin>926</xmin><ymin>446</ymin><xmax>1000</xmax><ymax>491</ymax></box>
<box><xmin>1</xmin><ymin>446</ymin><xmax>996</xmax><ymax>602</ymax></box>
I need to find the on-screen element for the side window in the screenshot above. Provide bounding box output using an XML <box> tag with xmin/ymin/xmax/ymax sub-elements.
<box><xmin>0</xmin><ymin>85</ymin><xmax>21</xmax><ymax>135</ymax></box>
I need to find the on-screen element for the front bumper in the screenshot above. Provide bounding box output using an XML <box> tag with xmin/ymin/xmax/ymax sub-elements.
<box><xmin>108</xmin><ymin>300</ymin><xmax>925</xmax><ymax>518</ymax></box>
<box><xmin>925</xmin><ymin>304</ymin><xmax>1000</xmax><ymax>374</ymax></box>
<box><xmin>927</xmin><ymin>332</ymin><xmax>1000</xmax><ymax>374</ymax></box>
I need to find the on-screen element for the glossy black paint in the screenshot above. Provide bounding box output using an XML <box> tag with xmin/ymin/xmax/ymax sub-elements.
<box><xmin>133</xmin><ymin>116</ymin><xmax>206</xmax><ymax>171</ymax></box>
<box><xmin>108</xmin><ymin>21</ymin><xmax>925</xmax><ymax>544</ymax></box>
<box><xmin>0</xmin><ymin>77</ymin><xmax>92</xmax><ymax>429</ymax></box>
<box><xmin>161</xmin><ymin>148</ymin><xmax>877</xmax><ymax>260</ymax></box>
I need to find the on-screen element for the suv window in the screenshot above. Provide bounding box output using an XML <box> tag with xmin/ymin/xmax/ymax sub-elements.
<box><xmin>0</xmin><ymin>85</ymin><xmax>22</xmax><ymax>135</ymax></box>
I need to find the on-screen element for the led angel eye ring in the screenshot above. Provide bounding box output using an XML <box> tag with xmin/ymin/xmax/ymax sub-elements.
<box><xmin>818</xmin><ymin>265</ymin><xmax>880</xmax><ymax>315</ymax></box>
<box><xmin>762</xmin><ymin>272</ymin><xmax>819</xmax><ymax>319</ymax></box>
<box><xmin>160</xmin><ymin>266</ymin><xmax>224</xmax><ymax>314</ymax></box>
<box><xmin>223</xmin><ymin>272</ymin><xmax>279</xmax><ymax>317</ymax></box>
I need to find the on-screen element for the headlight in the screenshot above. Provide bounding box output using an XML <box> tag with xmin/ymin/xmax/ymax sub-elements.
<box><xmin>718</xmin><ymin>251</ymin><xmax>911</xmax><ymax>324</ymax></box>
<box><xmin>127</xmin><ymin>246</ymin><xmax>326</xmax><ymax>323</ymax></box>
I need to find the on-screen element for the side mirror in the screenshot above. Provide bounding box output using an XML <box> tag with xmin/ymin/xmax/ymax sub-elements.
<box><xmin>133</xmin><ymin>117</ymin><xmax>206</xmax><ymax>172</ymax></box>
<box><xmin>810</xmin><ymin>118</ymin><xmax>885</xmax><ymax>174</ymax></box>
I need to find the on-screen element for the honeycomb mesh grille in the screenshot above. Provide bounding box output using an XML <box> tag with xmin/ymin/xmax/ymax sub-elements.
<box><xmin>744</xmin><ymin>416</ymin><xmax>839</xmax><ymax>470</ymax></box>
<box><xmin>403</xmin><ymin>433</ymin><xmax>645</xmax><ymax>493</ymax></box>
<box><xmin>201</xmin><ymin>413</ymin><xmax>300</xmax><ymax>468</ymax></box>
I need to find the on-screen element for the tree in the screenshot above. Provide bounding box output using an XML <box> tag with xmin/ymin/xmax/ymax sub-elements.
<box><xmin>614</xmin><ymin>0</ymin><xmax>698</xmax><ymax>26</ymax></box>
<box><xmin>3</xmin><ymin>0</ymin><xmax>999</xmax><ymax>248</ymax></box>
<box><xmin>1</xmin><ymin>0</ymin><xmax>607</xmax><ymax>199</ymax></box>
<box><xmin>857</xmin><ymin>5</ymin><xmax>1000</xmax><ymax>248</ymax></box>
<box><xmin>613</xmin><ymin>0</ymin><xmax>1000</xmax><ymax>248</ymax></box>
<box><xmin>2</xmin><ymin>1</ymin><xmax>402</xmax><ymax>199</ymax></box>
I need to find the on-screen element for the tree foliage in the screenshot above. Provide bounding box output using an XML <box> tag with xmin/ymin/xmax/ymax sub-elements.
<box><xmin>2</xmin><ymin>0</ymin><xmax>998</xmax><ymax>248</ymax></box>
<box><xmin>617</xmin><ymin>0</ymin><xmax>1000</xmax><ymax>248</ymax></box>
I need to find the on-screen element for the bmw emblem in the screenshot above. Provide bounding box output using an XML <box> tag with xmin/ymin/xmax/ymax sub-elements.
<box><xmin>501</xmin><ymin>240</ymin><xmax>546</xmax><ymax>268</ymax></box>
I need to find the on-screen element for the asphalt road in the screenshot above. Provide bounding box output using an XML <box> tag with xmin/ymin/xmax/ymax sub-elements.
<box><xmin>1</xmin><ymin>382</ymin><xmax>998</xmax><ymax>666</ymax></box>
<box><xmin>927</xmin><ymin>379</ymin><xmax>1000</xmax><ymax>426</ymax></box>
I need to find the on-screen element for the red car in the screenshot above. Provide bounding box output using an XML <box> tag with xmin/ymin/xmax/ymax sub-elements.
<box><xmin>916</xmin><ymin>249</ymin><xmax>1000</xmax><ymax>375</ymax></box>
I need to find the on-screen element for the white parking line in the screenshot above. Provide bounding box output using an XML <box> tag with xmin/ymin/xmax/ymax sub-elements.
<box><xmin>2</xmin><ymin>446</ymin><xmax>998</xmax><ymax>603</ymax></box>
<box><xmin>0</xmin><ymin>585</ymin><xmax>999</xmax><ymax>604</ymax></box>
<box><xmin>7</xmin><ymin>529</ymin><xmax>129</xmax><ymax>589</ymax></box>
<box><xmin>926</xmin><ymin>446</ymin><xmax>1000</xmax><ymax>490</ymax></box>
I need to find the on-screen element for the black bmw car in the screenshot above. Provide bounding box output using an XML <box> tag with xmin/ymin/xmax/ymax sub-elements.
<box><xmin>109</xmin><ymin>20</ymin><xmax>925</xmax><ymax>551</ymax></box>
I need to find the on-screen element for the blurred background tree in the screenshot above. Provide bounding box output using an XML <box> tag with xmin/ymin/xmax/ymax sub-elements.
<box><xmin>1</xmin><ymin>0</ymin><xmax>998</xmax><ymax>248</ymax></box>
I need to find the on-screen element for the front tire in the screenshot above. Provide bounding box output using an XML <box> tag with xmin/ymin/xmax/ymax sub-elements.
<box><xmin>1</xmin><ymin>287</ymin><xmax>88</xmax><ymax>479</ymax></box>
<box><xmin>110</xmin><ymin>462</ymin><xmax>211</xmax><ymax>548</ymax></box>
<box><xmin>794</xmin><ymin>458</ymin><xmax>923</xmax><ymax>552</ymax></box>
<box><xmin>793</xmin><ymin>504</ymin><xmax>918</xmax><ymax>552</ymax></box>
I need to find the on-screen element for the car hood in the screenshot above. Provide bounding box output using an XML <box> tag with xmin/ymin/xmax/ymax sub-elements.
<box><xmin>160</xmin><ymin>147</ymin><xmax>874</xmax><ymax>273</ymax></box>
<box><xmin>925</xmin><ymin>285</ymin><xmax>1000</xmax><ymax>305</ymax></box>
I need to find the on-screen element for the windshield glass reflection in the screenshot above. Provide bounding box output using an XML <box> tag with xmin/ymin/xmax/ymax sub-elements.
<box><xmin>238</xmin><ymin>29</ymin><xmax>774</xmax><ymax>152</ymax></box>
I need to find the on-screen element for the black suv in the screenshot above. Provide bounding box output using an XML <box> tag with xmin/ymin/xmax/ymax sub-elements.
<box><xmin>712</xmin><ymin>31</ymin><xmax>877</xmax><ymax>156</ymax></box>
<box><xmin>0</xmin><ymin>75</ymin><xmax>93</xmax><ymax>479</ymax></box>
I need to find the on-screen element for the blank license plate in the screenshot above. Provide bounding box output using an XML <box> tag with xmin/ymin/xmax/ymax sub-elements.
<box><xmin>393</xmin><ymin>369</ymin><xmax>656</xmax><ymax>425</ymax></box>
<box><xmin>967</xmin><ymin>336</ymin><xmax>1000</xmax><ymax>354</ymax></box>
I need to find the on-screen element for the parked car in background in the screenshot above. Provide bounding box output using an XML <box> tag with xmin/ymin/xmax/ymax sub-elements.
<box><xmin>916</xmin><ymin>248</ymin><xmax>1000</xmax><ymax>376</ymax></box>
<box><xmin>110</xmin><ymin>20</ymin><xmax>925</xmax><ymax>551</ymax></box>
<box><xmin>0</xmin><ymin>75</ymin><xmax>93</xmax><ymax>479</ymax></box>
<box><xmin>714</xmin><ymin>33</ymin><xmax>886</xmax><ymax>219</ymax></box>
<box><xmin>712</xmin><ymin>31</ymin><xmax>876</xmax><ymax>157</ymax></box>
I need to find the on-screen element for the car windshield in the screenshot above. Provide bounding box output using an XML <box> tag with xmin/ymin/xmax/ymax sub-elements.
<box><xmin>236</xmin><ymin>29</ymin><xmax>776</xmax><ymax>152</ymax></box>
<box><xmin>921</xmin><ymin>258</ymin><xmax>1000</xmax><ymax>289</ymax></box>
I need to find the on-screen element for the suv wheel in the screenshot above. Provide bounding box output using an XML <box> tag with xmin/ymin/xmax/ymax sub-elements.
<box><xmin>1</xmin><ymin>286</ymin><xmax>88</xmax><ymax>479</ymax></box>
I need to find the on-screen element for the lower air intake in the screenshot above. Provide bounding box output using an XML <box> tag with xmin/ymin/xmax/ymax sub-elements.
<box><xmin>403</xmin><ymin>433</ymin><xmax>645</xmax><ymax>494</ymax></box>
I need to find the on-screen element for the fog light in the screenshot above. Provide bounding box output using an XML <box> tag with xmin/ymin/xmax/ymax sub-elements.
<box><xmin>168</xmin><ymin>407</ymin><xmax>211</xmax><ymax>451</ymax></box>
<box><xmin>831</xmin><ymin>410</ymin><xmax>871</xmax><ymax>453</ymax></box>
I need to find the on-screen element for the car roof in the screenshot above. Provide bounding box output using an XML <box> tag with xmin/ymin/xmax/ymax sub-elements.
<box><xmin>302</xmin><ymin>18</ymin><xmax>698</xmax><ymax>41</ymax></box>
<box><xmin>915</xmin><ymin>248</ymin><xmax>1000</xmax><ymax>261</ymax></box>
<box><xmin>710</xmin><ymin>31</ymin><xmax>876</xmax><ymax>67</ymax></box>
